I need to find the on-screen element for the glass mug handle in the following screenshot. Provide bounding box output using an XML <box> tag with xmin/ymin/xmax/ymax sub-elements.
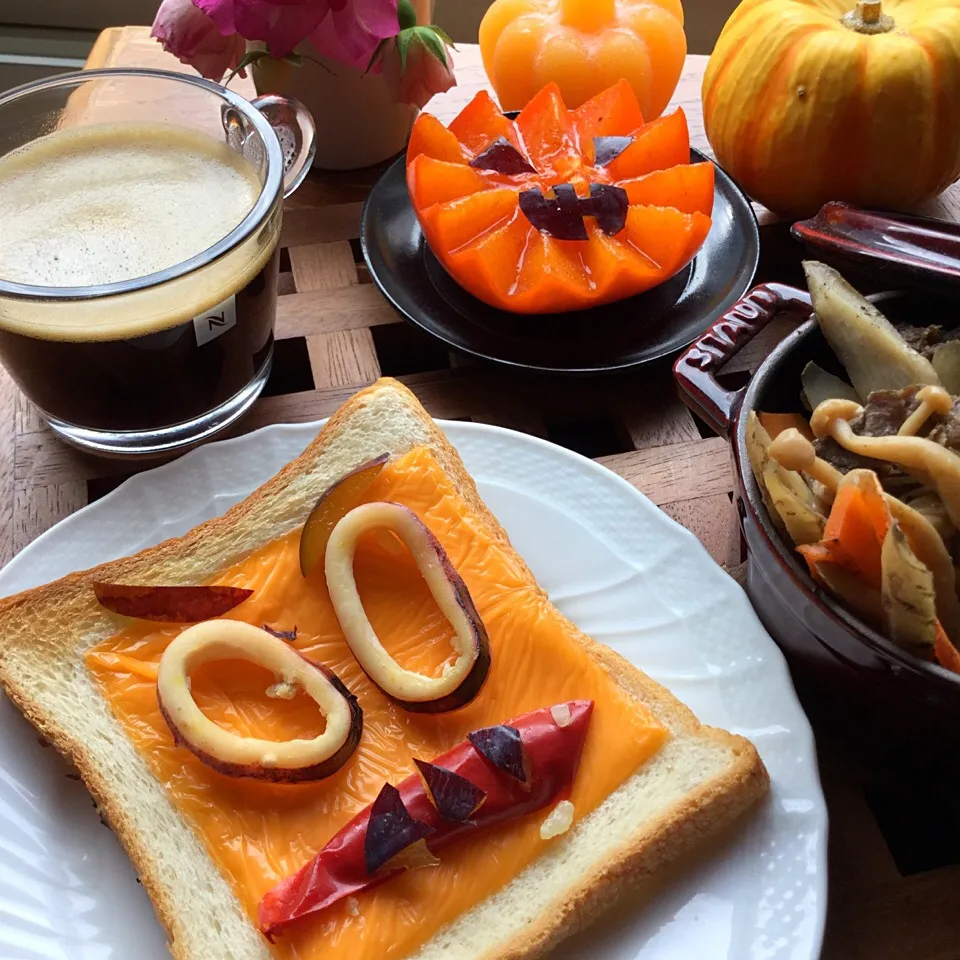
<box><xmin>250</xmin><ymin>94</ymin><xmax>317</xmax><ymax>198</ymax></box>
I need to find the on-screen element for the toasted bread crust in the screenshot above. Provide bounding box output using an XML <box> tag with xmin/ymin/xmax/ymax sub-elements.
<box><xmin>0</xmin><ymin>378</ymin><xmax>767</xmax><ymax>960</ymax></box>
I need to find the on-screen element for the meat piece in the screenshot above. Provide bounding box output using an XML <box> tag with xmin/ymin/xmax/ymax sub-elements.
<box><xmin>857</xmin><ymin>386</ymin><xmax>922</xmax><ymax>436</ymax></box>
<box><xmin>897</xmin><ymin>324</ymin><xmax>947</xmax><ymax>359</ymax></box>
<box><xmin>814</xmin><ymin>436</ymin><xmax>902</xmax><ymax>480</ymax></box>
<box><xmin>896</xmin><ymin>323</ymin><xmax>960</xmax><ymax>361</ymax></box>
<box><xmin>845</xmin><ymin>385</ymin><xmax>960</xmax><ymax>451</ymax></box>
<box><xmin>814</xmin><ymin>387</ymin><xmax>920</xmax><ymax>479</ymax></box>
<box><xmin>927</xmin><ymin>404</ymin><xmax>960</xmax><ymax>451</ymax></box>
<box><xmin>813</xmin><ymin>384</ymin><xmax>960</xmax><ymax>481</ymax></box>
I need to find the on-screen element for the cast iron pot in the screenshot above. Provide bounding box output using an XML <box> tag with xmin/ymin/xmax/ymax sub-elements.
<box><xmin>673</xmin><ymin>283</ymin><xmax>960</xmax><ymax>725</ymax></box>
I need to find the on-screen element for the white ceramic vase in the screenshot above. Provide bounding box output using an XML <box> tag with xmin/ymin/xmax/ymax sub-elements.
<box><xmin>251</xmin><ymin>0</ymin><xmax>436</xmax><ymax>171</ymax></box>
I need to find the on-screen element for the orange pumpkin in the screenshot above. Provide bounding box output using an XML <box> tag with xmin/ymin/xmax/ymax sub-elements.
<box><xmin>406</xmin><ymin>81</ymin><xmax>714</xmax><ymax>315</ymax></box>
<box><xmin>479</xmin><ymin>0</ymin><xmax>686</xmax><ymax>118</ymax></box>
<box><xmin>703</xmin><ymin>0</ymin><xmax>960</xmax><ymax>217</ymax></box>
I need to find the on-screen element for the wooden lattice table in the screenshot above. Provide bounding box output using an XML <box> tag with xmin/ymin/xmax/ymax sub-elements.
<box><xmin>1</xmin><ymin>26</ymin><xmax>958</xmax><ymax>960</ymax></box>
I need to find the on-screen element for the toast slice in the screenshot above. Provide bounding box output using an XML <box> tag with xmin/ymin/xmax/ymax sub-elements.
<box><xmin>0</xmin><ymin>378</ymin><xmax>767</xmax><ymax>960</ymax></box>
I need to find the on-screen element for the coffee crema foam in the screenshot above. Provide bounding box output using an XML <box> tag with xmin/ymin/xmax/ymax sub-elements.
<box><xmin>0</xmin><ymin>122</ymin><xmax>262</xmax><ymax>288</ymax></box>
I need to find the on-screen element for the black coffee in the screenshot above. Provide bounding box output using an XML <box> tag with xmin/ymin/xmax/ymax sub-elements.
<box><xmin>0</xmin><ymin>121</ymin><xmax>280</xmax><ymax>435</ymax></box>
<box><xmin>0</xmin><ymin>249</ymin><xmax>279</xmax><ymax>431</ymax></box>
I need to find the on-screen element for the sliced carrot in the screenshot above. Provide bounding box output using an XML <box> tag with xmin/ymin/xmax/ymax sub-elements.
<box><xmin>620</xmin><ymin>163</ymin><xmax>715</xmax><ymax>216</ymax></box>
<box><xmin>407</xmin><ymin>113</ymin><xmax>467</xmax><ymax>165</ymax></box>
<box><xmin>798</xmin><ymin>540</ymin><xmax>852</xmax><ymax>580</ymax></box>
<box><xmin>935</xmin><ymin>621</ymin><xmax>960</xmax><ymax>673</ymax></box>
<box><xmin>758</xmin><ymin>413</ymin><xmax>815</xmax><ymax>442</ymax></box>
<box><xmin>448</xmin><ymin>89</ymin><xmax>520</xmax><ymax>156</ymax></box>
<box><xmin>823</xmin><ymin>483</ymin><xmax>864</xmax><ymax>544</ymax></box>
<box><xmin>515</xmin><ymin>83</ymin><xmax>580</xmax><ymax>173</ymax></box>
<box><xmin>813</xmin><ymin>473</ymin><xmax>890</xmax><ymax>589</ymax></box>
<box><xmin>823</xmin><ymin>490</ymin><xmax>880</xmax><ymax>585</ymax></box>
<box><xmin>606</xmin><ymin>109</ymin><xmax>690</xmax><ymax>180</ymax></box>
<box><xmin>406</xmin><ymin>156</ymin><xmax>489</xmax><ymax>210</ymax></box>
<box><xmin>573</xmin><ymin>79</ymin><xmax>645</xmax><ymax>144</ymax></box>
<box><xmin>850</xmin><ymin>471</ymin><xmax>891</xmax><ymax>543</ymax></box>
<box><xmin>797</xmin><ymin>471</ymin><xmax>896</xmax><ymax>599</ymax></box>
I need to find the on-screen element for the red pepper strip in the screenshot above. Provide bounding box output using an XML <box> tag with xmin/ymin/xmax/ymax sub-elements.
<box><xmin>258</xmin><ymin>700</ymin><xmax>594</xmax><ymax>940</ymax></box>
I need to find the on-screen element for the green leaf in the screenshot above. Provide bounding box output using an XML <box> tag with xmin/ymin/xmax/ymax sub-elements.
<box><xmin>417</xmin><ymin>28</ymin><xmax>449</xmax><ymax>66</ymax></box>
<box><xmin>236</xmin><ymin>49</ymin><xmax>272</xmax><ymax>72</ymax></box>
<box><xmin>396</xmin><ymin>30</ymin><xmax>413</xmax><ymax>73</ymax></box>
<box><xmin>284</xmin><ymin>52</ymin><xmax>303</xmax><ymax>67</ymax></box>
<box><xmin>224</xmin><ymin>48</ymin><xmax>272</xmax><ymax>85</ymax></box>
<box><xmin>430</xmin><ymin>26</ymin><xmax>456</xmax><ymax>49</ymax></box>
<box><xmin>298</xmin><ymin>53</ymin><xmax>333</xmax><ymax>74</ymax></box>
<box><xmin>392</xmin><ymin>24</ymin><xmax>455</xmax><ymax>76</ymax></box>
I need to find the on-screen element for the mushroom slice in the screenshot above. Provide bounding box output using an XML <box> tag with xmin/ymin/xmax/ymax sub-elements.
<box><xmin>897</xmin><ymin>385</ymin><xmax>954</xmax><ymax>437</ymax></box>
<box><xmin>811</xmin><ymin>393</ymin><xmax>960</xmax><ymax>529</ymax></box>
<box><xmin>325</xmin><ymin>502</ymin><xmax>491</xmax><ymax>712</ymax></box>
<box><xmin>157</xmin><ymin>621</ymin><xmax>362</xmax><ymax>783</ymax></box>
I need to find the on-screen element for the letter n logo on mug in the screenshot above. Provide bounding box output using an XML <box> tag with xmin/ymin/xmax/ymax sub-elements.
<box><xmin>193</xmin><ymin>295</ymin><xmax>238</xmax><ymax>347</ymax></box>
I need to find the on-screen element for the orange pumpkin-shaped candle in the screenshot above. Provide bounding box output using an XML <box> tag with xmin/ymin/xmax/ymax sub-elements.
<box><xmin>479</xmin><ymin>0</ymin><xmax>686</xmax><ymax>117</ymax></box>
<box><xmin>406</xmin><ymin>80</ymin><xmax>713</xmax><ymax>315</ymax></box>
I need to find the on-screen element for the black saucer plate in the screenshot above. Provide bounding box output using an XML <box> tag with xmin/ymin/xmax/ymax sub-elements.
<box><xmin>361</xmin><ymin>148</ymin><xmax>759</xmax><ymax>375</ymax></box>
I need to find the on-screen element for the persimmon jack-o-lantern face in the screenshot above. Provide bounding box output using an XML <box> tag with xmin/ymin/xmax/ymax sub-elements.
<box><xmin>405</xmin><ymin>80</ymin><xmax>715</xmax><ymax>315</ymax></box>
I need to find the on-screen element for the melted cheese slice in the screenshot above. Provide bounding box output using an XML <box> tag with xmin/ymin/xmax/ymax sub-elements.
<box><xmin>87</xmin><ymin>448</ymin><xmax>667</xmax><ymax>959</ymax></box>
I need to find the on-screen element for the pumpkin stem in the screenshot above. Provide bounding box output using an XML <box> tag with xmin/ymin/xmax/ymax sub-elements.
<box><xmin>842</xmin><ymin>0</ymin><xmax>895</xmax><ymax>34</ymax></box>
<box><xmin>560</xmin><ymin>0</ymin><xmax>615</xmax><ymax>32</ymax></box>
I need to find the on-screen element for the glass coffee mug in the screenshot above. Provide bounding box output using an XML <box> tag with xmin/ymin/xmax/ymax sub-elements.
<box><xmin>0</xmin><ymin>68</ymin><xmax>316</xmax><ymax>457</ymax></box>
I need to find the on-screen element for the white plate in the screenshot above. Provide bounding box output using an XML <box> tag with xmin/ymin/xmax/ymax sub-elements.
<box><xmin>0</xmin><ymin>421</ymin><xmax>827</xmax><ymax>960</ymax></box>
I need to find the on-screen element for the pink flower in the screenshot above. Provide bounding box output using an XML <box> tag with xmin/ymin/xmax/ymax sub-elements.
<box><xmin>196</xmin><ymin>0</ymin><xmax>328</xmax><ymax>59</ymax></box>
<box><xmin>384</xmin><ymin>29</ymin><xmax>455</xmax><ymax>109</ymax></box>
<box><xmin>309</xmin><ymin>0</ymin><xmax>400</xmax><ymax>70</ymax></box>
<box><xmin>192</xmin><ymin>0</ymin><xmax>237</xmax><ymax>34</ymax></box>
<box><xmin>151</xmin><ymin>0</ymin><xmax>245</xmax><ymax>80</ymax></box>
<box><xmin>155</xmin><ymin>0</ymin><xmax>408</xmax><ymax>75</ymax></box>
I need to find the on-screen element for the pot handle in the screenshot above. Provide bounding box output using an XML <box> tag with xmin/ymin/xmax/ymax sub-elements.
<box><xmin>672</xmin><ymin>283</ymin><xmax>811</xmax><ymax>437</ymax></box>
<box><xmin>251</xmin><ymin>94</ymin><xmax>317</xmax><ymax>198</ymax></box>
